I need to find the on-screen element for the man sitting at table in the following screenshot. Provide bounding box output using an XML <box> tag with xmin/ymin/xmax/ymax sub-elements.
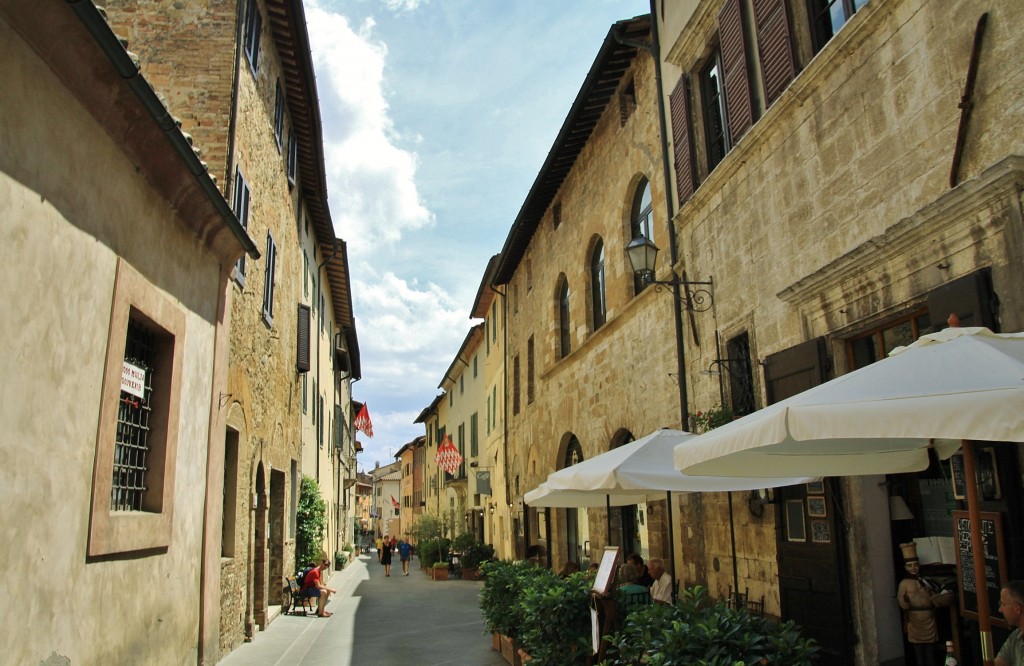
<box><xmin>996</xmin><ymin>580</ymin><xmax>1024</xmax><ymax>666</ymax></box>
<box><xmin>647</xmin><ymin>557</ymin><xmax>673</xmax><ymax>604</ymax></box>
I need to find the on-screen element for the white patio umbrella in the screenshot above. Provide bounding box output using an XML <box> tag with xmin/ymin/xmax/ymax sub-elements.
<box><xmin>673</xmin><ymin>326</ymin><xmax>1024</xmax><ymax>664</ymax></box>
<box><xmin>523</xmin><ymin>428</ymin><xmax>812</xmax><ymax>592</ymax></box>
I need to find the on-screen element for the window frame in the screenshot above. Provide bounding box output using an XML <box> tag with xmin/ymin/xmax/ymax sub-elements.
<box><xmin>558</xmin><ymin>277</ymin><xmax>571</xmax><ymax>358</ymax></box>
<box><xmin>807</xmin><ymin>0</ymin><xmax>868</xmax><ymax>54</ymax></box>
<box><xmin>700</xmin><ymin>48</ymin><xmax>730</xmax><ymax>173</ymax></box>
<box><xmin>273</xmin><ymin>80</ymin><xmax>284</xmax><ymax>151</ymax></box>
<box><xmin>287</xmin><ymin>131</ymin><xmax>297</xmax><ymax>186</ymax></box>
<box><xmin>243</xmin><ymin>0</ymin><xmax>262</xmax><ymax>75</ymax></box>
<box><xmin>262</xmin><ymin>231</ymin><xmax>277</xmax><ymax>325</ymax></box>
<box><xmin>590</xmin><ymin>238</ymin><xmax>607</xmax><ymax>330</ymax></box>
<box><xmin>88</xmin><ymin>258</ymin><xmax>186</xmax><ymax>557</ymax></box>
<box><xmin>232</xmin><ymin>168</ymin><xmax>250</xmax><ymax>286</ymax></box>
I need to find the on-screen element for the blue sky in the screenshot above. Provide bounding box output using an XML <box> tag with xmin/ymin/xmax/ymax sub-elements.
<box><xmin>305</xmin><ymin>0</ymin><xmax>650</xmax><ymax>469</ymax></box>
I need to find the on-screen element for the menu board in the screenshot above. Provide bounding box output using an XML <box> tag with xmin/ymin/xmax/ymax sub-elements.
<box><xmin>953</xmin><ymin>510</ymin><xmax>1009</xmax><ymax>628</ymax></box>
<box><xmin>592</xmin><ymin>547</ymin><xmax>621</xmax><ymax>595</ymax></box>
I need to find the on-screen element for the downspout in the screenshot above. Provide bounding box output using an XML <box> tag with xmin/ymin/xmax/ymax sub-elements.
<box><xmin>492</xmin><ymin>284</ymin><xmax>512</xmax><ymax>558</ymax></box>
<box><xmin>644</xmin><ymin>1</ymin><xmax>689</xmax><ymax>426</ymax></box>
<box><xmin>314</xmin><ymin>239</ymin><xmax>340</xmax><ymax>486</ymax></box>
<box><xmin>647</xmin><ymin>0</ymin><xmax>716</xmax><ymax>598</ymax></box>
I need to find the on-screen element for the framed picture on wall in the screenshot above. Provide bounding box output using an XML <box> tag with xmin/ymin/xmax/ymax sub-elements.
<box><xmin>806</xmin><ymin>481</ymin><xmax>825</xmax><ymax>495</ymax></box>
<box><xmin>811</xmin><ymin>520</ymin><xmax>831</xmax><ymax>544</ymax></box>
<box><xmin>807</xmin><ymin>496</ymin><xmax>827</xmax><ymax>518</ymax></box>
<box><xmin>785</xmin><ymin>500</ymin><xmax>806</xmax><ymax>542</ymax></box>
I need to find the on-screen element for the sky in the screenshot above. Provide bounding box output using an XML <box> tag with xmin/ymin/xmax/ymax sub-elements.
<box><xmin>304</xmin><ymin>0</ymin><xmax>650</xmax><ymax>470</ymax></box>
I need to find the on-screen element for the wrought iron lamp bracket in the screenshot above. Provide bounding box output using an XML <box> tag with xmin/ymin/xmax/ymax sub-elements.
<box><xmin>645</xmin><ymin>275</ymin><xmax>714</xmax><ymax>313</ymax></box>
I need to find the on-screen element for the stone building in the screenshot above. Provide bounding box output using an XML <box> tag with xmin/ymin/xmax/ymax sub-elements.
<box><xmin>99</xmin><ymin>0</ymin><xmax>360</xmax><ymax>658</ymax></box>
<box><xmin>470</xmin><ymin>256</ymin><xmax>512</xmax><ymax>558</ymax></box>
<box><xmin>654</xmin><ymin>0</ymin><xmax>1024</xmax><ymax>662</ymax></box>
<box><xmin>396</xmin><ymin>439</ymin><xmax>417</xmax><ymax>538</ymax></box>
<box><xmin>0</xmin><ymin>3</ymin><xmax>256</xmax><ymax>664</ymax></box>
<box><xmin>372</xmin><ymin>460</ymin><xmax>402</xmax><ymax>539</ymax></box>
<box><xmin>493</xmin><ymin>14</ymin><xmax>682</xmax><ymax>572</ymax></box>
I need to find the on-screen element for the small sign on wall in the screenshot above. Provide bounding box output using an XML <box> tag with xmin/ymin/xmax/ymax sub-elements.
<box><xmin>121</xmin><ymin>361</ymin><xmax>146</xmax><ymax>399</ymax></box>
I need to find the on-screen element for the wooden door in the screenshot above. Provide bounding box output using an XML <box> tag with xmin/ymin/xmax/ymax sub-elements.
<box><xmin>766</xmin><ymin>338</ymin><xmax>854</xmax><ymax>662</ymax></box>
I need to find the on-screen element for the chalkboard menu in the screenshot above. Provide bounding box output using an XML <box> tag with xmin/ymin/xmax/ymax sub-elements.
<box><xmin>953</xmin><ymin>510</ymin><xmax>1009</xmax><ymax>628</ymax></box>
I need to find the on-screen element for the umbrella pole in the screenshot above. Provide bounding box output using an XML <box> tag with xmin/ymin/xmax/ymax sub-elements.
<box><xmin>963</xmin><ymin>440</ymin><xmax>995</xmax><ymax>665</ymax></box>
<box><xmin>666</xmin><ymin>491</ymin><xmax>677</xmax><ymax>596</ymax></box>
<box><xmin>728</xmin><ymin>491</ymin><xmax>739</xmax><ymax>606</ymax></box>
<box><xmin>606</xmin><ymin>496</ymin><xmax>613</xmax><ymax>549</ymax></box>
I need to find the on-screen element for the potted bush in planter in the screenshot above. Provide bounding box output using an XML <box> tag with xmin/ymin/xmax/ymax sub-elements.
<box><xmin>603</xmin><ymin>586</ymin><xmax>819</xmax><ymax>665</ymax></box>
<box><xmin>516</xmin><ymin>570</ymin><xmax>591</xmax><ymax>666</ymax></box>
<box><xmin>460</xmin><ymin>541</ymin><xmax>495</xmax><ymax>581</ymax></box>
<box><xmin>480</xmin><ymin>561</ymin><xmax>552</xmax><ymax>666</ymax></box>
<box><xmin>431</xmin><ymin>561</ymin><xmax>449</xmax><ymax>581</ymax></box>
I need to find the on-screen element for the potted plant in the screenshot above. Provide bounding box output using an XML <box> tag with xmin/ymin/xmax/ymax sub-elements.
<box><xmin>460</xmin><ymin>541</ymin><xmax>495</xmax><ymax>581</ymax></box>
<box><xmin>431</xmin><ymin>561</ymin><xmax>449</xmax><ymax>581</ymax></box>
<box><xmin>603</xmin><ymin>586</ymin><xmax>819</xmax><ymax>665</ymax></box>
<box><xmin>516</xmin><ymin>570</ymin><xmax>591</xmax><ymax>666</ymax></box>
<box><xmin>480</xmin><ymin>561</ymin><xmax>552</xmax><ymax>666</ymax></box>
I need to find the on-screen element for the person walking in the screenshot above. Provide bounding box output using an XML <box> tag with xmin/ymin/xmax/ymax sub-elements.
<box><xmin>375</xmin><ymin>534</ymin><xmax>384</xmax><ymax>563</ymax></box>
<box><xmin>398</xmin><ymin>539</ymin><xmax>412</xmax><ymax>575</ymax></box>
<box><xmin>380</xmin><ymin>535</ymin><xmax>393</xmax><ymax>576</ymax></box>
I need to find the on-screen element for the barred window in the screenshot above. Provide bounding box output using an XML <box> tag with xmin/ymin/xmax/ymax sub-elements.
<box><xmin>112</xmin><ymin>320</ymin><xmax>155</xmax><ymax>512</ymax></box>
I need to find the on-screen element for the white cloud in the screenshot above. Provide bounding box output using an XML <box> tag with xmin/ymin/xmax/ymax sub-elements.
<box><xmin>305</xmin><ymin>5</ymin><xmax>432</xmax><ymax>253</ymax></box>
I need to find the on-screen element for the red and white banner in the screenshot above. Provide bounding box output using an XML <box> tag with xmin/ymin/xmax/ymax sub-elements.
<box><xmin>434</xmin><ymin>434</ymin><xmax>463</xmax><ymax>474</ymax></box>
<box><xmin>391</xmin><ymin>495</ymin><xmax>400</xmax><ymax>510</ymax></box>
<box><xmin>354</xmin><ymin>403</ymin><xmax>373</xmax><ymax>438</ymax></box>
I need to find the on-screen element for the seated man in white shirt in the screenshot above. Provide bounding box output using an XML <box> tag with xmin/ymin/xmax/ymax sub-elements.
<box><xmin>648</xmin><ymin>557</ymin><xmax>673</xmax><ymax>604</ymax></box>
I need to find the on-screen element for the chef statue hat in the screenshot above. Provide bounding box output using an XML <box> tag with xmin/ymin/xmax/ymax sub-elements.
<box><xmin>900</xmin><ymin>541</ymin><xmax>919</xmax><ymax>562</ymax></box>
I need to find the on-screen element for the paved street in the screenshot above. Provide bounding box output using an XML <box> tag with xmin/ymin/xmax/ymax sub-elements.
<box><xmin>218</xmin><ymin>551</ymin><xmax>506</xmax><ymax>666</ymax></box>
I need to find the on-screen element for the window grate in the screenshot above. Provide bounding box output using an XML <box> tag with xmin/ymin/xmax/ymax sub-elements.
<box><xmin>112</xmin><ymin>320</ymin><xmax>154</xmax><ymax>512</ymax></box>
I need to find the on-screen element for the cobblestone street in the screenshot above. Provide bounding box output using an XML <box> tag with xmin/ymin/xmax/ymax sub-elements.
<box><xmin>218</xmin><ymin>551</ymin><xmax>506</xmax><ymax>666</ymax></box>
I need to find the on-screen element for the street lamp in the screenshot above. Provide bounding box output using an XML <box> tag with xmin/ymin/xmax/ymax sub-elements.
<box><xmin>625</xmin><ymin>236</ymin><xmax>714</xmax><ymax>312</ymax></box>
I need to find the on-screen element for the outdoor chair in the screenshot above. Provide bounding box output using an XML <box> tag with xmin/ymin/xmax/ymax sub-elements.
<box><xmin>285</xmin><ymin>576</ymin><xmax>314</xmax><ymax>616</ymax></box>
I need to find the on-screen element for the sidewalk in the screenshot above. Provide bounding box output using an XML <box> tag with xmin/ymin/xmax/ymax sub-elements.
<box><xmin>218</xmin><ymin>552</ymin><xmax>506</xmax><ymax>666</ymax></box>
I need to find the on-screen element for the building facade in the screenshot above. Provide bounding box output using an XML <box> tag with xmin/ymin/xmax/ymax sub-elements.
<box><xmin>493</xmin><ymin>15</ymin><xmax>680</xmax><ymax>572</ymax></box>
<box><xmin>100</xmin><ymin>0</ymin><xmax>360</xmax><ymax>657</ymax></box>
<box><xmin>0</xmin><ymin>3</ymin><xmax>256</xmax><ymax>663</ymax></box>
<box><xmin>372</xmin><ymin>460</ymin><xmax>402</xmax><ymax>539</ymax></box>
<box><xmin>654</xmin><ymin>0</ymin><xmax>1024</xmax><ymax>663</ymax></box>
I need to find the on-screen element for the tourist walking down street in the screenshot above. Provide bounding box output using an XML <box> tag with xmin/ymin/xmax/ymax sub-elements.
<box><xmin>375</xmin><ymin>534</ymin><xmax>384</xmax><ymax>563</ymax></box>
<box><xmin>380</xmin><ymin>536</ymin><xmax>393</xmax><ymax>576</ymax></box>
<box><xmin>398</xmin><ymin>539</ymin><xmax>412</xmax><ymax>575</ymax></box>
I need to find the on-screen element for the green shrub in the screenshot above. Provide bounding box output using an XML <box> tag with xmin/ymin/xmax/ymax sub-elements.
<box><xmin>418</xmin><ymin>536</ymin><xmax>450</xmax><ymax>565</ymax></box>
<box><xmin>603</xmin><ymin>586</ymin><xmax>818</xmax><ymax>666</ymax></box>
<box><xmin>296</xmin><ymin>476</ymin><xmax>327</xmax><ymax>566</ymax></box>
<box><xmin>462</xmin><ymin>541</ymin><xmax>495</xmax><ymax>569</ymax></box>
<box><xmin>518</xmin><ymin>571</ymin><xmax>593</xmax><ymax>666</ymax></box>
<box><xmin>479</xmin><ymin>560</ymin><xmax>552</xmax><ymax>638</ymax></box>
<box><xmin>452</xmin><ymin>532</ymin><xmax>477</xmax><ymax>553</ymax></box>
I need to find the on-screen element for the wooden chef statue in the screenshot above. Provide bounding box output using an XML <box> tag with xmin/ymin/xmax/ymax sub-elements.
<box><xmin>898</xmin><ymin>541</ymin><xmax>952</xmax><ymax>665</ymax></box>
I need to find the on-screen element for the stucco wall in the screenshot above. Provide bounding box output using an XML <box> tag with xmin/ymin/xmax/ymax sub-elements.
<box><xmin>0</xmin><ymin>18</ymin><xmax>225</xmax><ymax>665</ymax></box>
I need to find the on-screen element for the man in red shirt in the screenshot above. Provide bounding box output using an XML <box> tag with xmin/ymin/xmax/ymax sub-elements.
<box><xmin>301</xmin><ymin>559</ymin><xmax>336</xmax><ymax>617</ymax></box>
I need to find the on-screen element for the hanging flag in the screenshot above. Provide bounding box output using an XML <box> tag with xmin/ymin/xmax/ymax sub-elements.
<box><xmin>435</xmin><ymin>434</ymin><xmax>463</xmax><ymax>475</ymax></box>
<box><xmin>391</xmin><ymin>495</ymin><xmax>400</xmax><ymax>510</ymax></box>
<box><xmin>354</xmin><ymin>403</ymin><xmax>373</xmax><ymax>438</ymax></box>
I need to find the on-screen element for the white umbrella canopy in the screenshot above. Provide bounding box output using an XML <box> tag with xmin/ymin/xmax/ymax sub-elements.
<box><xmin>523</xmin><ymin>482</ymin><xmax>654</xmax><ymax>508</ymax></box>
<box><xmin>531</xmin><ymin>428</ymin><xmax>813</xmax><ymax>499</ymax></box>
<box><xmin>671</xmin><ymin>326</ymin><xmax>1024</xmax><ymax>665</ymax></box>
<box><xmin>674</xmin><ymin>327</ymin><xmax>1024</xmax><ymax>478</ymax></box>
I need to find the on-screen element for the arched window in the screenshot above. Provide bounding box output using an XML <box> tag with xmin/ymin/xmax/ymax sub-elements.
<box><xmin>590</xmin><ymin>239</ymin><xmax>606</xmax><ymax>330</ymax></box>
<box><xmin>558</xmin><ymin>277</ymin><xmax>571</xmax><ymax>358</ymax></box>
<box><xmin>631</xmin><ymin>178</ymin><xmax>653</xmax><ymax>294</ymax></box>
<box><xmin>563</xmin><ymin>435</ymin><xmax>586</xmax><ymax>567</ymax></box>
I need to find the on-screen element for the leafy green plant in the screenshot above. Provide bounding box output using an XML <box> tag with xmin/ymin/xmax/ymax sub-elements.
<box><xmin>518</xmin><ymin>571</ymin><xmax>593</xmax><ymax>665</ymax></box>
<box><xmin>296</xmin><ymin>476</ymin><xmax>327</xmax><ymax>566</ymax></box>
<box><xmin>452</xmin><ymin>532</ymin><xmax>477</xmax><ymax>553</ymax></box>
<box><xmin>603</xmin><ymin>586</ymin><xmax>818</xmax><ymax>666</ymax></box>
<box><xmin>461</xmin><ymin>541</ymin><xmax>495</xmax><ymax>569</ymax></box>
<box><xmin>418</xmin><ymin>536</ymin><xmax>450</xmax><ymax>566</ymax></box>
<box><xmin>479</xmin><ymin>560</ymin><xmax>552</xmax><ymax>638</ymax></box>
<box><xmin>691</xmin><ymin>404</ymin><xmax>733</xmax><ymax>433</ymax></box>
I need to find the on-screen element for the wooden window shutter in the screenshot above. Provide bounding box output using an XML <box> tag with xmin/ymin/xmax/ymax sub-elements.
<box><xmin>764</xmin><ymin>337</ymin><xmax>828</xmax><ymax>404</ymax></box>
<box><xmin>669</xmin><ymin>75</ymin><xmax>697</xmax><ymax>204</ymax></box>
<box><xmin>296</xmin><ymin>303</ymin><xmax>311</xmax><ymax>373</ymax></box>
<box><xmin>718</xmin><ymin>0</ymin><xmax>755</xmax><ymax>143</ymax></box>
<box><xmin>927</xmin><ymin>268</ymin><xmax>999</xmax><ymax>332</ymax></box>
<box><xmin>753</xmin><ymin>0</ymin><xmax>797</xmax><ymax>106</ymax></box>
